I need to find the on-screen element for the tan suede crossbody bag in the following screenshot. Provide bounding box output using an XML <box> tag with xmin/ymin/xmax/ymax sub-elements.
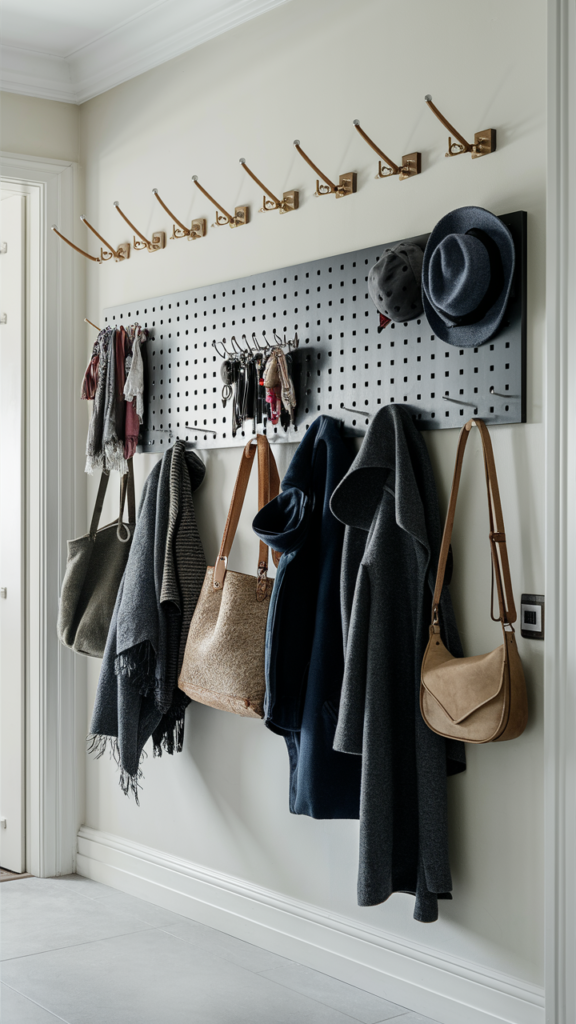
<box><xmin>420</xmin><ymin>418</ymin><xmax>528</xmax><ymax>743</ymax></box>
<box><xmin>178</xmin><ymin>435</ymin><xmax>280</xmax><ymax>720</ymax></box>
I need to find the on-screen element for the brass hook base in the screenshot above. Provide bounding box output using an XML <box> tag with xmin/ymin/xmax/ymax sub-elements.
<box><xmin>446</xmin><ymin>129</ymin><xmax>496</xmax><ymax>158</ymax></box>
<box><xmin>105</xmin><ymin>242</ymin><xmax>130</xmax><ymax>262</ymax></box>
<box><xmin>398</xmin><ymin>153</ymin><xmax>421</xmax><ymax>180</ymax></box>
<box><xmin>171</xmin><ymin>219</ymin><xmax>207</xmax><ymax>241</ymax></box>
<box><xmin>323</xmin><ymin>172</ymin><xmax>356</xmax><ymax>199</ymax></box>
<box><xmin>472</xmin><ymin>129</ymin><xmax>497</xmax><ymax>159</ymax></box>
<box><xmin>133</xmin><ymin>232</ymin><xmax>165</xmax><ymax>252</ymax></box>
<box><xmin>376</xmin><ymin>154</ymin><xmax>421</xmax><ymax>181</ymax></box>
<box><xmin>261</xmin><ymin>190</ymin><xmax>299</xmax><ymax>214</ymax></box>
<box><xmin>280</xmin><ymin>190</ymin><xmax>299</xmax><ymax>214</ymax></box>
<box><xmin>213</xmin><ymin>207</ymin><xmax>249</xmax><ymax>229</ymax></box>
<box><xmin>315</xmin><ymin>172</ymin><xmax>356</xmax><ymax>198</ymax></box>
<box><xmin>189</xmin><ymin>218</ymin><xmax>207</xmax><ymax>240</ymax></box>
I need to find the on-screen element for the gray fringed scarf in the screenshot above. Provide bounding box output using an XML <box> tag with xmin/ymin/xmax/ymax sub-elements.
<box><xmin>88</xmin><ymin>441</ymin><xmax>206</xmax><ymax>800</ymax></box>
<box><xmin>85</xmin><ymin>327</ymin><xmax>112</xmax><ymax>474</ymax></box>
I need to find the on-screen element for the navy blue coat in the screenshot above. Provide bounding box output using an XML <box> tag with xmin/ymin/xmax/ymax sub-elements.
<box><xmin>252</xmin><ymin>416</ymin><xmax>361</xmax><ymax>819</ymax></box>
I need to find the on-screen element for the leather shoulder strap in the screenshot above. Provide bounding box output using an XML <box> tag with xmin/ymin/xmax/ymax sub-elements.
<box><xmin>432</xmin><ymin>418</ymin><xmax>516</xmax><ymax>629</ymax></box>
<box><xmin>90</xmin><ymin>460</ymin><xmax>136</xmax><ymax>541</ymax></box>
<box><xmin>213</xmin><ymin>435</ymin><xmax>280</xmax><ymax>592</ymax></box>
<box><xmin>116</xmin><ymin>459</ymin><xmax>136</xmax><ymax>541</ymax></box>
<box><xmin>89</xmin><ymin>470</ymin><xmax>110</xmax><ymax>539</ymax></box>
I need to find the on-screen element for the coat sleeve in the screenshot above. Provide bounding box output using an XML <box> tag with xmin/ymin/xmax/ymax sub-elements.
<box><xmin>333</xmin><ymin>563</ymin><xmax>371</xmax><ymax>755</ymax></box>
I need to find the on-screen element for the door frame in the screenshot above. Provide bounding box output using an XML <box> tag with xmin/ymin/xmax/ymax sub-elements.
<box><xmin>0</xmin><ymin>191</ymin><xmax>26</xmax><ymax>872</ymax></box>
<box><xmin>0</xmin><ymin>152</ymin><xmax>86</xmax><ymax>878</ymax></box>
<box><xmin>545</xmin><ymin>1</ymin><xmax>576</xmax><ymax>1021</ymax></box>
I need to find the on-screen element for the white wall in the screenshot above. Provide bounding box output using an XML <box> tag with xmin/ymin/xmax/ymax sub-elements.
<box><xmin>79</xmin><ymin>0</ymin><xmax>545</xmax><ymax>1000</ymax></box>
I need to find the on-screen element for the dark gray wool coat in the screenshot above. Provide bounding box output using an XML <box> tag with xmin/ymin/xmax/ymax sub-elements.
<box><xmin>330</xmin><ymin>404</ymin><xmax>466</xmax><ymax>923</ymax></box>
<box><xmin>89</xmin><ymin>442</ymin><xmax>206</xmax><ymax>800</ymax></box>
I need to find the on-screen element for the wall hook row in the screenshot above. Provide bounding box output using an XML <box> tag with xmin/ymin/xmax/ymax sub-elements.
<box><xmin>192</xmin><ymin>176</ymin><xmax>248</xmax><ymax>228</ymax></box>
<box><xmin>239</xmin><ymin>158</ymin><xmax>298</xmax><ymax>214</ymax></box>
<box><xmin>113</xmin><ymin>201</ymin><xmax>166</xmax><ymax>252</ymax></box>
<box><xmin>152</xmin><ymin>189</ymin><xmax>206</xmax><ymax>240</ymax></box>
<box><xmin>54</xmin><ymin>97</ymin><xmax>499</xmax><ymax>265</ymax></box>
<box><xmin>353</xmin><ymin>120</ymin><xmax>421</xmax><ymax>180</ymax></box>
<box><xmin>212</xmin><ymin>330</ymin><xmax>298</xmax><ymax>360</ymax></box>
<box><xmin>293</xmin><ymin>141</ymin><xmax>356</xmax><ymax>199</ymax></box>
<box><xmin>425</xmin><ymin>95</ymin><xmax>496</xmax><ymax>158</ymax></box>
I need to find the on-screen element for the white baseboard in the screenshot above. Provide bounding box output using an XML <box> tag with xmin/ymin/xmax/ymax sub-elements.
<box><xmin>76</xmin><ymin>826</ymin><xmax>543</xmax><ymax>1024</ymax></box>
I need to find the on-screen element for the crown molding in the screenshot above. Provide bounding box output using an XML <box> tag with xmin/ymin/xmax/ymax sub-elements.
<box><xmin>0</xmin><ymin>0</ymin><xmax>291</xmax><ymax>105</ymax></box>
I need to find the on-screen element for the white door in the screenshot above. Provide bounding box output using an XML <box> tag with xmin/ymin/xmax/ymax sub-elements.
<box><xmin>0</xmin><ymin>193</ymin><xmax>26</xmax><ymax>873</ymax></box>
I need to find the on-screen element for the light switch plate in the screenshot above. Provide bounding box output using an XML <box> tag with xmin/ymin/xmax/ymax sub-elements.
<box><xmin>520</xmin><ymin>593</ymin><xmax>545</xmax><ymax>640</ymax></box>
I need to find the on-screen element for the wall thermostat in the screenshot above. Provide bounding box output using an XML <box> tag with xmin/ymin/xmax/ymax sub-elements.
<box><xmin>520</xmin><ymin>594</ymin><xmax>545</xmax><ymax>640</ymax></box>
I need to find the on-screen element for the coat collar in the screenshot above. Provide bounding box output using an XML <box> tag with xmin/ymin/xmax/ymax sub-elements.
<box><xmin>330</xmin><ymin>405</ymin><xmax>431</xmax><ymax>552</ymax></box>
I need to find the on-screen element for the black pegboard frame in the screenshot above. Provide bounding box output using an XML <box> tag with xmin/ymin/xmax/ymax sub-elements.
<box><xmin>102</xmin><ymin>211</ymin><xmax>526</xmax><ymax>452</ymax></box>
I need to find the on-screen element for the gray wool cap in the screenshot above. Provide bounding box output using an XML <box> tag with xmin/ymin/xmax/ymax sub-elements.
<box><xmin>368</xmin><ymin>243</ymin><xmax>424</xmax><ymax>322</ymax></box>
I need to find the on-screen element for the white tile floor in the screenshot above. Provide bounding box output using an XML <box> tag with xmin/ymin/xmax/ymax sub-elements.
<box><xmin>0</xmin><ymin>875</ymin><xmax>440</xmax><ymax>1024</ymax></box>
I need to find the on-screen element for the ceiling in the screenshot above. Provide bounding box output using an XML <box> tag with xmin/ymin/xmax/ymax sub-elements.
<box><xmin>0</xmin><ymin>0</ymin><xmax>291</xmax><ymax>104</ymax></box>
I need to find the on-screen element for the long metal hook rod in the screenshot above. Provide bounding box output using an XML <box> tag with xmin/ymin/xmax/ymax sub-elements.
<box><xmin>155</xmin><ymin>425</ymin><xmax>219</xmax><ymax>437</ymax></box>
<box><xmin>184</xmin><ymin>423</ymin><xmax>218</xmax><ymax>435</ymax></box>
<box><xmin>293</xmin><ymin>141</ymin><xmax>337</xmax><ymax>192</ymax></box>
<box><xmin>191</xmin><ymin>177</ymin><xmax>233</xmax><ymax>224</ymax></box>
<box><xmin>424</xmin><ymin>95</ymin><xmax>472</xmax><ymax>152</ymax></box>
<box><xmin>113</xmin><ymin>202</ymin><xmax>152</xmax><ymax>246</ymax></box>
<box><xmin>152</xmin><ymin>189</ymin><xmax>189</xmax><ymax>234</ymax></box>
<box><xmin>352</xmin><ymin>121</ymin><xmax>399</xmax><ymax>174</ymax></box>
<box><xmin>341</xmin><ymin>405</ymin><xmax>373</xmax><ymax>418</ymax></box>
<box><xmin>239</xmin><ymin>159</ymin><xmax>281</xmax><ymax>207</ymax></box>
<box><xmin>442</xmin><ymin>394</ymin><xmax>477</xmax><ymax>407</ymax></box>
<box><xmin>80</xmin><ymin>215</ymin><xmax>118</xmax><ymax>256</ymax></box>
<box><xmin>490</xmin><ymin>387</ymin><xmax>519</xmax><ymax>399</ymax></box>
<box><xmin>51</xmin><ymin>225</ymin><xmax>101</xmax><ymax>263</ymax></box>
<box><xmin>84</xmin><ymin>318</ymin><xmax>101</xmax><ymax>331</ymax></box>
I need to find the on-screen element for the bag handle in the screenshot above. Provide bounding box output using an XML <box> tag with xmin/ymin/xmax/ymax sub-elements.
<box><xmin>89</xmin><ymin>459</ymin><xmax>136</xmax><ymax>542</ymax></box>
<box><xmin>431</xmin><ymin>418</ymin><xmax>516</xmax><ymax>632</ymax></box>
<box><xmin>213</xmin><ymin>435</ymin><xmax>280</xmax><ymax>600</ymax></box>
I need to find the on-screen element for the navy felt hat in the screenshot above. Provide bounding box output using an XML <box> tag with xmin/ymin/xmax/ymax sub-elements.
<box><xmin>422</xmin><ymin>206</ymin><xmax>515</xmax><ymax>348</ymax></box>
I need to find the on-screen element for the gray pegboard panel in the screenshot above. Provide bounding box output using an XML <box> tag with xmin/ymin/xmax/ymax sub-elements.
<box><xmin>102</xmin><ymin>210</ymin><xmax>526</xmax><ymax>451</ymax></box>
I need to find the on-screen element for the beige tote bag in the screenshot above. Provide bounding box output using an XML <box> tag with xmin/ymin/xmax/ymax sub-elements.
<box><xmin>178</xmin><ymin>435</ymin><xmax>280</xmax><ymax>719</ymax></box>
